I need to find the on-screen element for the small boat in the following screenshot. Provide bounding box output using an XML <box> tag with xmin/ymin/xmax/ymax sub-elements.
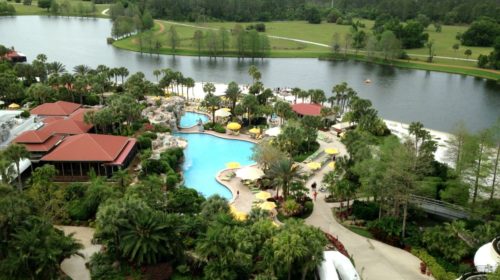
<box><xmin>364</xmin><ymin>79</ymin><xmax>372</xmax><ymax>84</ymax></box>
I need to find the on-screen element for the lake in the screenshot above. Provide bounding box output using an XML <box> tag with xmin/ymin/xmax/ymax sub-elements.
<box><xmin>1</xmin><ymin>16</ymin><xmax>499</xmax><ymax>132</ymax></box>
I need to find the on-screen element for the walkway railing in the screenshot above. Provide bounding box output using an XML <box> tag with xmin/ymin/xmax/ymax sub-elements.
<box><xmin>409</xmin><ymin>194</ymin><xmax>470</xmax><ymax>219</ymax></box>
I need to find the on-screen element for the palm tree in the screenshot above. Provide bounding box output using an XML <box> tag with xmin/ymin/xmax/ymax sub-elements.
<box><xmin>203</xmin><ymin>82</ymin><xmax>216</xmax><ymax>96</ymax></box>
<box><xmin>225</xmin><ymin>81</ymin><xmax>241</xmax><ymax>114</ymax></box>
<box><xmin>4</xmin><ymin>144</ymin><xmax>29</xmax><ymax>191</ymax></box>
<box><xmin>0</xmin><ymin>152</ymin><xmax>15</xmax><ymax>184</ymax></box>
<box><xmin>118</xmin><ymin>67</ymin><xmax>129</xmax><ymax>85</ymax></box>
<box><xmin>47</xmin><ymin>61</ymin><xmax>66</xmax><ymax>75</ymax></box>
<box><xmin>120</xmin><ymin>210</ymin><xmax>170</xmax><ymax>265</ymax></box>
<box><xmin>184</xmin><ymin>77</ymin><xmax>195</xmax><ymax>101</ymax></box>
<box><xmin>298</xmin><ymin>90</ymin><xmax>309</xmax><ymax>103</ymax></box>
<box><xmin>291</xmin><ymin>87</ymin><xmax>301</xmax><ymax>103</ymax></box>
<box><xmin>73</xmin><ymin>64</ymin><xmax>90</xmax><ymax>76</ymax></box>
<box><xmin>153</xmin><ymin>69</ymin><xmax>161</xmax><ymax>83</ymax></box>
<box><xmin>202</xmin><ymin>93</ymin><xmax>221</xmax><ymax>125</ymax></box>
<box><xmin>112</xmin><ymin>168</ymin><xmax>132</xmax><ymax>191</ymax></box>
<box><xmin>268</xmin><ymin>158</ymin><xmax>301</xmax><ymax>200</ymax></box>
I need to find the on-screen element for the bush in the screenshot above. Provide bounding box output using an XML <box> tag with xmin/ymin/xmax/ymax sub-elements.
<box><xmin>461</xmin><ymin>18</ymin><xmax>500</xmax><ymax>47</ymax></box>
<box><xmin>367</xmin><ymin>216</ymin><xmax>402</xmax><ymax>246</ymax></box>
<box><xmin>136</xmin><ymin>135</ymin><xmax>152</xmax><ymax>150</ymax></box>
<box><xmin>166</xmin><ymin>174</ymin><xmax>179</xmax><ymax>188</ymax></box>
<box><xmin>20</xmin><ymin>110</ymin><xmax>30</xmax><ymax>118</ymax></box>
<box><xmin>153</xmin><ymin>123</ymin><xmax>171</xmax><ymax>133</ymax></box>
<box><xmin>411</xmin><ymin>248</ymin><xmax>457</xmax><ymax>280</ymax></box>
<box><xmin>302</xmin><ymin>201</ymin><xmax>314</xmax><ymax>216</ymax></box>
<box><xmin>326</xmin><ymin>9</ymin><xmax>341</xmax><ymax>23</ymax></box>
<box><xmin>352</xmin><ymin>200</ymin><xmax>378</xmax><ymax>220</ymax></box>
<box><xmin>142</xmin><ymin>159</ymin><xmax>170</xmax><ymax>175</ymax></box>
<box><xmin>141</xmin><ymin>131</ymin><xmax>158</xmax><ymax>140</ymax></box>
<box><xmin>204</xmin><ymin>122</ymin><xmax>226</xmax><ymax>133</ymax></box>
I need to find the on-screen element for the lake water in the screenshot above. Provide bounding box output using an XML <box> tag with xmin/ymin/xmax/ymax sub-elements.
<box><xmin>1</xmin><ymin>16</ymin><xmax>499</xmax><ymax>132</ymax></box>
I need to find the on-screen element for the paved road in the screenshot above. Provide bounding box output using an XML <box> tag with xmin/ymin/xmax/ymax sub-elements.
<box><xmin>304</xmin><ymin>132</ymin><xmax>428</xmax><ymax>280</ymax></box>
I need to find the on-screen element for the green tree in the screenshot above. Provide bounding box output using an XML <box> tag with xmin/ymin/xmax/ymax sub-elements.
<box><xmin>239</xmin><ymin>94</ymin><xmax>259</xmax><ymax>126</ymax></box>
<box><xmin>205</xmin><ymin>30</ymin><xmax>219</xmax><ymax>58</ymax></box>
<box><xmin>219</xmin><ymin>27</ymin><xmax>230</xmax><ymax>55</ymax></box>
<box><xmin>37</xmin><ymin>0</ymin><xmax>51</xmax><ymax>11</ymax></box>
<box><xmin>464</xmin><ymin>49</ymin><xmax>472</xmax><ymax>59</ymax></box>
<box><xmin>452</xmin><ymin>43</ymin><xmax>460</xmax><ymax>57</ymax></box>
<box><xmin>167</xmin><ymin>26</ymin><xmax>180</xmax><ymax>55</ymax></box>
<box><xmin>202</xmin><ymin>93</ymin><xmax>221</xmax><ymax>125</ymax></box>
<box><xmin>251</xmin><ymin>140</ymin><xmax>286</xmax><ymax>171</ymax></box>
<box><xmin>268</xmin><ymin>158</ymin><xmax>301</xmax><ymax>199</ymax></box>
<box><xmin>379</xmin><ymin>30</ymin><xmax>401</xmax><ymax>60</ymax></box>
<box><xmin>4</xmin><ymin>144</ymin><xmax>29</xmax><ymax>191</ymax></box>
<box><xmin>224</xmin><ymin>81</ymin><xmax>242</xmax><ymax>115</ymax></box>
<box><xmin>193</xmin><ymin>30</ymin><xmax>204</xmax><ymax>57</ymax></box>
<box><xmin>468</xmin><ymin>129</ymin><xmax>494</xmax><ymax>204</ymax></box>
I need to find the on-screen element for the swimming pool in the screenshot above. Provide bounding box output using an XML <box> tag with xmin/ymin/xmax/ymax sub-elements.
<box><xmin>176</xmin><ymin>133</ymin><xmax>255</xmax><ymax>199</ymax></box>
<box><xmin>179</xmin><ymin>112</ymin><xmax>209</xmax><ymax>128</ymax></box>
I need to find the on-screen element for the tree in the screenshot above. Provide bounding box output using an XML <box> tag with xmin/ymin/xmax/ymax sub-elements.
<box><xmin>268</xmin><ymin>158</ymin><xmax>301</xmax><ymax>199</ymax></box>
<box><xmin>203</xmin><ymin>82</ymin><xmax>216</xmax><ymax>96</ymax></box>
<box><xmin>0</xmin><ymin>217</ymin><xmax>83</xmax><ymax>279</ymax></box>
<box><xmin>379</xmin><ymin>30</ymin><xmax>401</xmax><ymax>60</ymax></box>
<box><xmin>461</xmin><ymin>18</ymin><xmax>500</xmax><ymax>47</ymax></box>
<box><xmin>225</xmin><ymin>81</ymin><xmax>241</xmax><ymax>115</ymax></box>
<box><xmin>252</xmin><ymin>140</ymin><xmax>286</xmax><ymax>171</ymax></box>
<box><xmin>469</xmin><ymin>129</ymin><xmax>494</xmax><ymax>204</ymax></box>
<box><xmin>4</xmin><ymin>144</ymin><xmax>29</xmax><ymax>191</ymax></box>
<box><xmin>446</xmin><ymin>122</ymin><xmax>476</xmax><ymax>176</ymax></box>
<box><xmin>111</xmin><ymin>168</ymin><xmax>132</xmax><ymax>190</ymax></box>
<box><xmin>304</xmin><ymin>6</ymin><xmax>321</xmax><ymax>24</ymax></box>
<box><xmin>27</xmin><ymin>83</ymin><xmax>54</xmax><ymax>105</ymax></box>
<box><xmin>331</xmin><ymin>32</ymin><xmax>341</xmax><ymax>54</ymax></box>
<box><xmin>425</xmin><ymin>40</ymin><xmax>435</xmax><ymax>62</ymax></box>
<box><xmin>37</xmin><ymin>0</ymin><xmax>51</xmax><ymax>11</ymax></box>
<box><xmin>193</xmin><ymin>30</ymin><xmax>204</xmax><ymax>57</ymax></box>
<box><xmin>184</xmin><ymin>77</ymin><xmax>195</xmax><ymax>101</ymax></box>
<box><xmin>273</xmin><ymin>101</ymin><xmax>293</xmax><ymax>125</ymax></box>
<box><xmin>233</xmin><ymin>24</ymin><xmax>246</xmax><ymax>58</ymax></box>
<box><xmin>202</xmin><ymin>93</ymin><xmax>221</xmax><ymax>125</ymax></box>
<box><xmin>167</xmin><ymin>26</ymin><xmax>180</xmax><ymax>55</ymax></box>
<box><xmin>219</xmin><ymin>28</ymin><xmax>230</xmax><ymax>55</ymax></box>
<box><xmin>464</xmin><ymin>49</ymin><xmax>472</xmax><ymax>59</ymax></box>
<box><xmin>248</xmin><ymin>65</ymin><xmax>261</xmax><ymax>83</ymax></box>
<box><xmin>489</xmin><ymin>119</ymin><xmax>500</xmax><ymax>200</ymax></box>
<box><xmin>239</xmin><ymin>94</ymin><xmax>259</xmax><ymax>126</ymax></box>
<box><xmin>153</xmin><ymin>69</ymin><xmax>161</xmax><ymax>83</ymax></box>
<box><xmin>205</xmin><ymin>30</ymin><xmax>219</xmax><ymax>58</ymax></box>
<box><xmin>452</xmin><ymin>43</ymin><xmax>460</xmax><ymax>57</ymax></box>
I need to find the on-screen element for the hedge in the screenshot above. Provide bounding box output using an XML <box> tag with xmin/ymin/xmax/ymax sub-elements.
<box><xmin>411</xmin><ymin>248</ymin><xmax>457</xmax><ymax>280</ymax></box>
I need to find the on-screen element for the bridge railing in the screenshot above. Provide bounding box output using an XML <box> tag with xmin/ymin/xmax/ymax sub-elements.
<box><xmin>409</xmin><ymin>194</ymin><xmax>470</xmax><ymax>218</ymax></box>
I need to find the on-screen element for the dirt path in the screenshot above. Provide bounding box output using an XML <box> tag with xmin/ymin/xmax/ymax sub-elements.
<box><xmin>155</xmin><ymin>20</ymin><xmax>165</xmax><ymax>35</ymax></box>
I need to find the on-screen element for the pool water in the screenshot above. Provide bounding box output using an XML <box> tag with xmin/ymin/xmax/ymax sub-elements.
<box><xmin>179</xmin><ymin>112</ymin><xmax>209</xmax><ymax>128</ymax></box>
<box><xmin>176</xmin><ymin>133</ymin><xmax>255</xmax><ymax>199</ymax></box>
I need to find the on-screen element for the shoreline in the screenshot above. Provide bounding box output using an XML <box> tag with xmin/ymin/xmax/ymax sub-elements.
<box><xmin>384</xmin><ymin>119</ymin><xmax>453</xmax><ymax>166</ymax></box>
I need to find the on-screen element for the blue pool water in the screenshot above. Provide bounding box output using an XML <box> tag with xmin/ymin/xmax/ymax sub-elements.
<box><xmin>176</xmin><ymin>133</ymin><xmax>255</xmax><ymax>199</ymax></box>
<box><xmin>179</xmin><ymin>112</ymin><xmax>209</xmax><ymax>128</ymax></box>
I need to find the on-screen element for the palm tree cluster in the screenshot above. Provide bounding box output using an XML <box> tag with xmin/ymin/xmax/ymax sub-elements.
<box><xmin>155</xmin><ymin>68</ymin><xmax>195</xmax><ymax>100</ymax></box>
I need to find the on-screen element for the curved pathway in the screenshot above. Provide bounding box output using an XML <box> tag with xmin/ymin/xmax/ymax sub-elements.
<box><xmin>304</xmin><ymin>131</ymin><xmax>425</xmax><ymax>280</ymax></box>
<box><xmin>57</xmin><ymin>226</ymin><xmax>101</xmax><ymax>280</ymax></box>
<box><xmin>101</xmin><ymin>8</ymin><xmax>109</xmax><ymax>16</ymax></box>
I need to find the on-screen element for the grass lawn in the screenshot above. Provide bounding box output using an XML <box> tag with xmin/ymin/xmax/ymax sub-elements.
<box><xmin>11</xmin><ymin>1</ymin><xmax>110</xmax><ymax>17</ymax></box>
<box><xmin>345</xmin><ymin>225</ymin><xmax>374</xmax><ymax>239</ymax></box>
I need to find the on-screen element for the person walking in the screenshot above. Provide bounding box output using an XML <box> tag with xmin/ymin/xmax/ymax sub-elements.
<box><xmin>236</xmin><ymin>190</ymin><xmax>240</xmax><ymax>198</ymax></box>
<box><xmin>313</xmin><ymin>191</ymin><xmax>318</xmax><ymax>201</ymax></box>
<box><xmin>311</xmin><ymin>181</ymin><xmax>317</xmax><ymax>191</ymax></box>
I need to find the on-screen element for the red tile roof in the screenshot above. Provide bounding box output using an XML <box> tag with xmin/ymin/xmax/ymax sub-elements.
<box><xmin>31</xmin><ymin>101</ymin><xmax>81</xmax><ymax>116</ymax></box>
<box><xmin>291</xmin><ymin>103</ymin><xmax>322</xmax><ymax>116</ymax></box>
<box><xmin>42</xmin><ymin>119</ymin><xmax>92</xmax><ymax>135</ymax></box>
<box><xmin>14</xmin><ymin>129</ymin><xmax>53</xmax><ymax>144</ymax></box>
<box><xmin>69</xmin><ymin>108</ymin><xmax>94</xmax><ymax>122</ymax></box>
<box><xmin>108</xmin><ymin>139</ymin><xmax>137</xmax><ymax>166</ymax></box>
<box><xmin>41</xmin><ymin>134</ymin><xmax>135</xmax><ymax>162</ymax></box>
<box><xmin>24</xmin><ymin>135</ymin><xmax>65</xmax><ymax>152</ymax></box>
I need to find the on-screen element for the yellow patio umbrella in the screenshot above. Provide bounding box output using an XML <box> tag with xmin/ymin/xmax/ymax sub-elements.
<box><xmin>324</xmin><ymin>148</ymin><xmax>339</xmax><ymax>155</ymax></box>
<box><xmin>8</xmin><ymin>103</ymin><xmax>20</xmax><ymax>109</ymax></box>
<box><xmin>221</xmin><ymin>107</ymin><xmax>231</xmax><ymax>112</ymax></box>
<box><xmin>306</xmin><ymin>162</ymin><xmax>322</xmax><ymax>170</ymax></box>
<box><xmin>226</xmin><ymin>162</ymin><xmax>241</xmax><ymax>169</ymax></box>
<box><xmin>328</xmin><ymin>162</ymin><xmax>336</xmax><ymax>169</ymax></box>
<box><xmin>272</xmin><ymin>221</ymin><xmax>281</xmax><ymax>227</ymax></box>
<box><xmin>255</xmin><ymin>191</ymin><xmax>272</xmax><ymax>200</ymax></box>
<box><xmin>230</xmin><ymin>205</ymin><xmax>247</xmax><ymax>221</ymax></box>
<box><xmin>249</xmin><ymin>128</ymin><xmax>261</xmax><ymax>134</ymax></box>
<box><xmin>259</xmin><ymin>201</ymin><xmax>277</xmax><ymax>211</ymax></box>
<box><xmin>227</xmin><ymin>122</ymin><xmax>241</xmax><ymax>130</ymax></box>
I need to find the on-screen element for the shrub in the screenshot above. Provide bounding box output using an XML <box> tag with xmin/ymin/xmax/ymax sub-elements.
<box><xmin>142</xmin><ymin>159</ymin><xmax>170</xmax><ymax>175</ymax></box>
<box><xmin>254</xmin><ymin>23</ymin><xmax>266</xmax><ymax>32</ymax></box>
<box><xmin>302</xmin><ymin>201</ymin><xmax>314</xmax><ymax>216</ymax></box>
<box><xmin>20</xmin><ymin>110</ymin><xmax>30</xmax><ymax>118</ymax></box>
<box><xmin>153</xmin><ymin>123</ymin><xmax>171</xmax><ymax>133</ymax></box>
<box><xmin>281</xmin><ymin>199</ymin><xmax>300</xmax><ymax>216</ymax></box>
<box><xmin>142</xmin><ymin>131</ymin><xmax>158</xmax><ymax>140</ymax></box>
<box><xmin>136</xmin><ymin>135</ymin><xmax>152</xmax><ymax>150</ymax></box>
<box><xmin>367</xmin><ymin>216</ymin><xmax>402</xmax><ymax>246</ymax></box>
<box><xmin>352</xmin><ymin>200</ymin><xmax>378</xmax><ymax>220</ymax></box>
<box><xmin>166</xmin><ymin>174</ymin><xmax>179</xmax><ymax>188</ymax></box>
<box><xmin>411</xmin><ymin>248</ymin><xmax>457</xmax><ymax>280</ymax></box>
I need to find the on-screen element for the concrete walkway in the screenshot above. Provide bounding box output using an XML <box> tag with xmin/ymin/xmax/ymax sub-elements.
<box><xmin>304</xmin><ymin>132</ymin><xmax>427</xmax><ymax>280</ymax></box>
<box><xmin>57</xmin><ymin>226</ymin><xmax>101</xmax><ymax>280</ymax></box>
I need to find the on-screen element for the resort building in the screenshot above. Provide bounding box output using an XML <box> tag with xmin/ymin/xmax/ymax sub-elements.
<box><xmin>40</xmin><ymin>133</ymin><xmax>137</xmax><ymax>180</ymax></box>
<box><xmin>1</xmin><ymin>50</ymin><xmax>27</xmax><ymax>63</ymax></box>
<box><xmin>291</xmin><ymin>103</ymin><xmax>322</xmax><ymax>117</ymax></box>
